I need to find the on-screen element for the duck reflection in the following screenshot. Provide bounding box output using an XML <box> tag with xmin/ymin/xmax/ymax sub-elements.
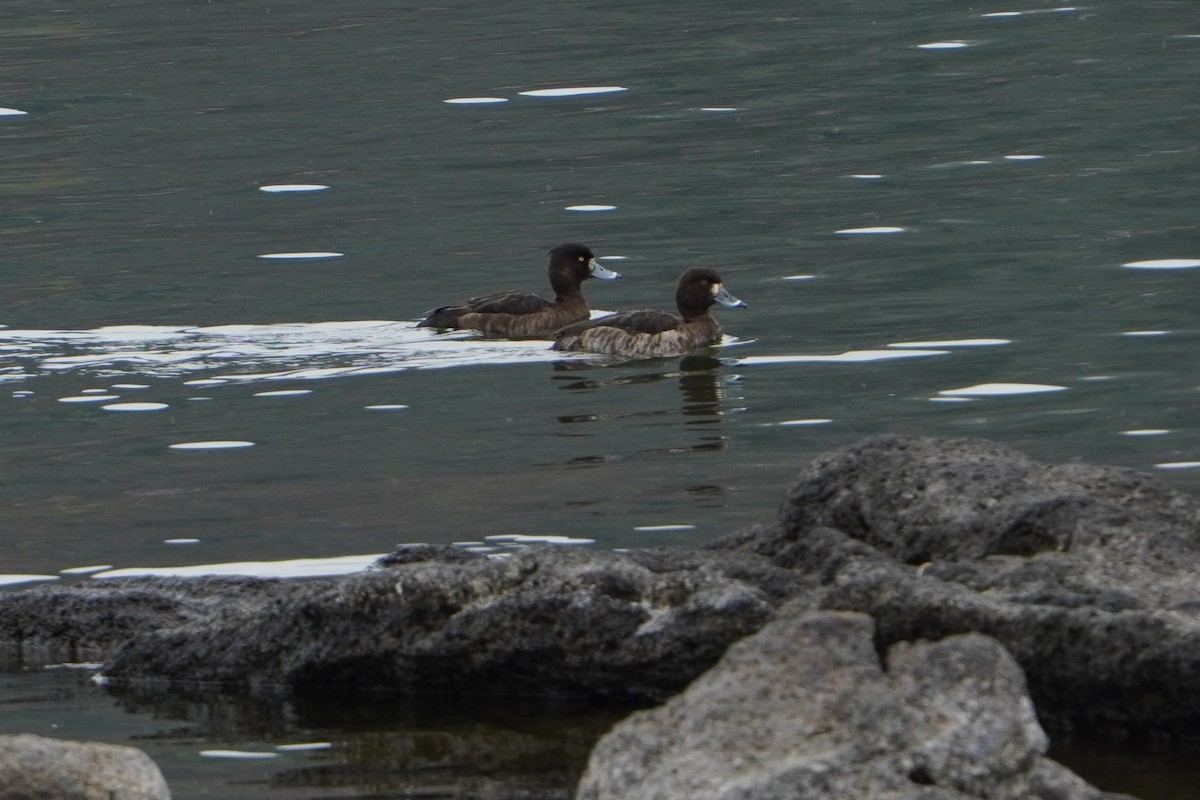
<box><xmin>551</xmin><ymin>354</ymin><xmax>735</xmax><ymax>456</ymax></box>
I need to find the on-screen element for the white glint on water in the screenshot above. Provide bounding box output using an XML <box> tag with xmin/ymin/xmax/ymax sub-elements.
<box><xmin>60</xmin><ymin>565</ymin><xmax>114</xmax><ymax>575</ymax></box>
<box><xmin>1121</xmin><ymin>330</ymin><xmax>1169</xmax><ymax>337</ymax></box>
<box><xmin>169</xmin><ymin>441</ymin><xmax>256</xmax><ymax>450</ymax></box>
<box><xmin>735</xmin><ymin>349</ymin><xmax>948</xmax><ymax>365</ymax></box>
<box><xmin>783</xmin><ymin>275</ymin><xmax>816</xmax><ymax>281</ymax></box>
<box><xmin>701</xmin><ymin>107</ymin><xmax>738</xmax><ymax>112</ymax></box>
<box><xmin>444</xmin><ymin>97</ymin><xmax>508</xmax><ymax>105</ymax></box>
<box><xmin>111</xmin><ymin>383</ymin><xmax>151</xmax><ymax>389</ymax></box>
<box><xmin>164</xmin><ymin>538</ymin><xmax>201</xmax><ymax>544</ymax></box>
<box><xmin>1156</xmin><ymin>461</ymin><xmax>1200</xmax><ymax>470</ymax></box>
<box><xmin>918</xmin><ymin>41</ymin><xmax>970</xmax><ymax>50</ymax></box>
<box><xmin>1122</xmin><ymin>259</ymin><xmax>1200</xmax><ymax>270</ymax></box>
<box><xmin>58</xmin><ymin>395</ymin><xmax>120</xmax><ymax>403</ymax></box>
<box><xmin>938</xmin><ymin>383</ymin><xmax>1067</xmax><ymax>397</ymax></box>
<box><xmin>851</xmin><ymin>174</ymin><xmax>884</xmax><ymax>179</ymax></box>
<box><xmin>485</xmin><ymin>534</ymin><xmax>596</xmax><ymax>545</ymax></box>
<box><xmin>633</xmin><ymin>524</ymin><xmax>697</xmax><ymax>532</ymax></box>
<box><xmin>259</xmin><ymin>184</ymin><xmax>330</xmax><ymax>192</ymax></box>
<box><xmin>982</xmin><ymin>11</ymin><xmax>1024</xmax><ymax>17</ymax></box>
<box><xmin>94</xmin><ymin>553</ymin><xmax>385</xmax><ymax>580</ymax></box>
<box><xmin>258</xmin><ymin>252</ymin><xmax>343</xmax><ymax>259</ymax></box>
<box><xmin>101</xmin><ymin>402</ymin><xmax>169</xmax><ymax>412</ymax></box>
<box><xmin>365</xmin><ymin>404</ymin><xmax>409</xmax><ymax>410</ymax></box>
<box><xmin>1004</xmin><ymin>154</ymin><xmax>1044</xmax><ymax>161</ymax></box>
<box><xmin>889</xmin><ymin>338</ymin><xmax>1011</xmax><ymax>348</ymax></box>
<box><xmin>276</xmin><ymin>742</ymin><xmax>334</xmax><ymax>752</ymax></box>
<box><xmin>565</xmin><ymin>204</ymin><xmax>617</xmax><ymax>212</ymax></box>
<box><xmin>775</xmin><ymin>418</ymin><xmax>834</xmax><ymax>426</ymax></box>
<box><xmin>200</xmin><ymin>751</ymin><xmax>279</xmax><ymax>760</ymax></box>
<box><xmin>0</xmin><ymin>108</ymin><xmax>28</xmax><ymax>116</ymax></box>
<box><xmin>0</xmin><ymin>574</ymin><xmax>57</xmax><ymax>587</ymax></box>
<box><xmin>519</xmin><ymin>86</ymin><xmax>627</xmax><ymax>97</ymax></box>
<box><xmin>1121</xmin><ymin>429</ymin><xmax>1170</xmax><ymax>436</ymax></box>
<box><xmin>835</xmin><ymin>226</ymin><xmax>906</xmax><ymax>235</ymax></box>
<box><xmin>253</xmin><ymin>389</ymin><xmax>313</xmax><ymax>397</ymax></box>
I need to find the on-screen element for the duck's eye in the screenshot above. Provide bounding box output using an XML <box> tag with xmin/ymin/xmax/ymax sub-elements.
<box><xmin>578</xmin><ymin>256</ymin><xmax>585</xmax><ymax>262</ymax></box>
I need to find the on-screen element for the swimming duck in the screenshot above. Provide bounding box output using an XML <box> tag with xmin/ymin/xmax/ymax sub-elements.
<box><xmin>417</xmin><ymin>243</ymin><xmax>620</xmax><ymax>338</ymax></box>
<box><xmin>552</xmin><ymin>267</ymin><xmax>746</xmax><ymax>357</ymax></box>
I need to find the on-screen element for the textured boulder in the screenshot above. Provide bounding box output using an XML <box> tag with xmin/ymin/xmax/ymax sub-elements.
<box><xmin>100</xmin><ymin>545</ymin><xmax>797</xmax><ymax>700</ymax></box>
<box><xmin>576</xmin><ymin>611</ymin><xmax>1128</xmax><ymax>800</ymax></box>
<box><xmin>0</xmin><ymin>734</ymin><xmax>170</xmax><ymax>800</ymax></box>
<box><xmin>711</xmin><ymin>434</ymin><xmax>1200</xmax><ymax>737</ymax></box>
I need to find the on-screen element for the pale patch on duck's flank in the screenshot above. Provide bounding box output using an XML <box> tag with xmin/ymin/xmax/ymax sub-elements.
<box><xmin>259</xmin><ymin>184</ymin><xmax>330</xmax><ymax>193</ymax></box>
<box><xmin>201</xmin><ymin>750</ymin><xmax>279</xmax><ymax>760</ymax></box>
<box><xmin>776</xmin><ymin>418</ymin><xmax>834</xmax><ymax>426</ymax></box>
<box><xmin>258</xmin><ymin>252</ymin><xmax>343</xmax><ymax>259</ymax></box>
<box><xmin>634</xmin><ymin>524</ymin><xmax>697</xmax><ymax>532</ymax></box>
<box><xmin>1123</xmin><ymin>259</ymin><xmax>1200</xmax><ymax>270</ymax></box>
<box><xmin>1121</xmin><ymin>330</ymin><xmax>1169</xmax><ymax>337</ymax></box>
<box><xmin>58</xmin><ymin>394</ymin><xmax>120</xmax><ymax>403</ymax></box>
<box><xmin>918</xmin><ymin>41</ymin><xmax>971</xmax><ymax>49</ymax></box>
<box><xmin>565</xmin><ymin>204</ymin><xmax>617</xmax><ymax>212</ymax></box>
<box><xmin>889</xmin><ymin>338</ymin><xmax>1011</xmax><ymax>348</ymax></box>
<box><xmin>443</xmin><ymin>97</ymin><xmax>508</xmax><ymax>105</ymax></box>
<box><xmin>169</xmin><ymin>440</ymin><xmax>256</xmax><ymax>450</ymax></box>
<box><xmin>485</xmin><ymin>534</ymin><xmax>596</xmax><ymax>545</ymax></box>
<box><xmin>253</xmin><ymin>389</ymin><xmax>313</xmax><ymax>397</ymax></box>
<box><xmin>1156</xmin><ymin>461</ymin><xmax>1200</xmax><ymax>470</ymax></box>
<box><xmin>366</xmin><ymin>404</ymin><xmax>409</xmax><ymax>410</ymax></box>
<box><xmin>1122</xmin><ymin>429</ymin><xmax>1169</xmax><ymax>436</ymax></box>
<box><xmin>519</xmin><ymin>86</ymin><xmax>628</xmax><ymax>98</ymax></box>
<box><xmin>835</xmin><ymin>226</ymin><xmax>907</xmax><ymax>235</ymax></box>
<box><xmin>0</xmin><ymin>108</ymin><xmax>28</xmax><ymax>116</ymax></box>
<box><xmin>938</xmin><ymin>382</ymin><xmax>1067</xmax><ymax>397</ymax></box>
<box><xmin>102</xmin><ymin>402</ymin><xmax>169</xmax><ymax>412</ymax></box>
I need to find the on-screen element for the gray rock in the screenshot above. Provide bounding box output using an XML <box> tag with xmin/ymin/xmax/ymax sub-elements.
<box><xmin>100</xmin><ymin>546</ymin><xmax>794</xmax><ymax>701</ymax></box>
<box><xmin>0</xmin><ymin>733</ymin><xmax>170</xmax><ymax>800</ymax></box>
<box><xmin>710</xmin><ymin>434</ymin><xmax>1200</xmax><ymax>737</ymax></box>
<box><xmin>575</xmin><ymin>611</ymin><xmax>1128</xmax><ymax>800</ymax></box>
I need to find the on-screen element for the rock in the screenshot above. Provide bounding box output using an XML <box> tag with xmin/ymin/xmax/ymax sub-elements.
<box><xmin>710</xmin><ymin>434</ymin><xmax>1200</xmax><ymax>738</ymax></box>
<box><xmin>101</xmin><ymin>546</ymin><xmax>797</xmax><ymax>701</ymax></box>
<box><xmin>575</xmin><ymin>611</ymin><xmax>1129</xmax><ymax>800</ymax></box>
<box><xmin>0</xmin><ymin>733</ymin><xmax>170</xmax><ymax>800</ymax></box>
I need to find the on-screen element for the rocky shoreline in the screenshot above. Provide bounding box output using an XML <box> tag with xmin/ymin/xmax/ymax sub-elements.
<box><xmin>6</xmin><ymin>434</ymin><xmax>1198</xmax><ymax>799</ymax></box>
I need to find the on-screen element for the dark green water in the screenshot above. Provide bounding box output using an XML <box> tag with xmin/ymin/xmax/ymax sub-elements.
<box><xmin>3</xmin><ymin>1</ymin><xmax>1199</xmax><ymax>796</ymax></box>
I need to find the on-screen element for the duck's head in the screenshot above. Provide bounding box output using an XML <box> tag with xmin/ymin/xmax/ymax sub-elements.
<box><xmin>676</xmin><ymin>267</ymin><xmax>747</xmax><ymax>319</ymax></box>
<box><xmin>548</xmin><ymin>243</ymin><xmax>621</xmax><ymax>295</ymax></box>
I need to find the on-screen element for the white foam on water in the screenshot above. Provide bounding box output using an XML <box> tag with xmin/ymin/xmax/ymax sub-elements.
<box><xmin>168</xmin><ymin>440</ymin><xmax>256</xmax><ymax>450</ymax></box>
<box><xmin>735</xmin><ymin>349</ymin><xmax>949</xmax><ymax>365</ymax></box>
<box><xmin>633</xmin><ymin>524</ymin><xmax>697</xmax><ymax>532</ymax></box>
<box><xmin>938</xmin><ymin>382</ymin><xmax>1067</xmax><ymax>397</ymax></box>
<box><xmin>259</xmin><ymin>184</ymin><xmax>330</xmax><ymax>192</ymax></box>
<box><xmin>200</xmin><ymin>750</ymin><xmax>280</xmax><ymax>759</ymax></box>
<box><xmin>444</xmin><ymin>96</ymin><xmax>508</xmax><ymax>105</ymax></box>
<box><xmin>257</xmin><ymin>252</ymin><xmax>343</xmax><ymax>259</ymax></box>
<box><xmin>101</xmin><ymin>402</ymin><xmax>169</xmax><ymax>412</ymax></box>
<box><xmin>565</xmin><ymin>204</ymin><xmax>617</xmax><ymax>212</ymax></box>
<box><xmin>94</xmin><ymin>553</ymin><xmax>385</xmax><ymax>580</ymax></box>
<box><xmin>275</xmin><ymin>742</ymin><xmax>333</xmax><ymax>752</ymax></box>
<box><xmin>783</xmin><ymin>274</ymin><xmax>816</xmax><ymax>281</ymax></box>
<box><xmin>58</xmin><ymin>394</ymin><xmax>120</xmax><ymax>403</ymax></box>
<box><xmin>484</xmin><ymin>534</ymin><xmax>596</xmax><ymax>545</ymax></box>
<box><xmin>1156</xmin><ymin>461</ymin><xmax>1200</xmax><ymax>470</ymax></box>
<box><xmin>1005</xmin><ymin>154</ymin><xmax>1044</xmax><ymax>161</ymax></box>
<box><xmin>0</xmin><ymin>574</ymin><xmax>58</xmax><ymax>587</ymax></box>
<box><xmin>1122</xmin><ymin>259</ymin><xmax>1200</xmax><ymax>270</ymax></box>
<box><xmin>60</xmin><ymin>565</ymin><xmax>115</xmax><ymax>575</ymax></box>
<box><xmin>1121</xmin><ymin>330</ymin><xmax>1169</xmax><ymax>337</ymax></box>
<box><xmin>835</xmin><ymin>226</ymin><xmax>907</xmax><ymax>235</ymax></box>
<box><xmin>253</xmin><ymin>389</ymin><xmax>313</xmax><ymax>397</ymax></box>
<box><xmin>889</xmin><ymin>338</ymin><xmax>1011</xmax><ymax>348</ymax></box>
<box><xmin>365</xmin><ymin>404</ymin><xmax>409</xmax><ymax>410</ymax></box>
<box><xmin>775</xmin><ymin>418</ymin><xmax>834</xmax><ymax>426</ymax></box>
<box><xmin>0</xmin><ymin>108</ymin><xmax>28</xmax><ymax>116</ymax></box>
<box><xmin>1121</xmin><ymin>429</ymin><xmax>1170</xmax><ymax>436</ymax></box>
<box><xmin>164</xmin><ymin>538</ymin><xmax>201</xmax><ymax>544</ymax></box>
<box><xmin>519</xmin><ymin>86</ymin><xmax>627</xmax><ymax>97</ymax></box>
<box><xmin>918</xmin><ymin>41</ymin><xmax>970</xmax><ymax>50</ymax></box>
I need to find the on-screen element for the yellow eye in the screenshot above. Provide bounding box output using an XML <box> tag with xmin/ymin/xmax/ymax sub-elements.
<box><xmin>578</xmin><ymin>256</ymin><xmax>585</xmax><ymax>262</ymax></box>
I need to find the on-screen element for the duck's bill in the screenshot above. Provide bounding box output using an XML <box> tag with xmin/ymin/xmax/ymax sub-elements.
<box><xmin>590</xmin><ymin>259</ymin><xmax>621</xmax><ymax>280</ymax></box>
<box><xmin>714</xmin><ymin>284</ymin><xmax>747</xmax><ymax>308</ymax></box>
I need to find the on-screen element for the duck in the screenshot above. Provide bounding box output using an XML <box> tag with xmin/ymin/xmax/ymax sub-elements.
<box><xmin>552</xmin><ymin>267</ymin><xmax>746</xmax><ymax>357</ymax></box>
<box><xmin>417</xmin><ymin>243</ymin><xmax>620</xmax><ymax>338</ymax></box>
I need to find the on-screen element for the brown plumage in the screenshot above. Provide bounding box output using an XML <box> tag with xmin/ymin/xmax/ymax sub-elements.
<box><xmin>552</xmin><ymin>267</ymin><xmax>746</xmax><ymax>358</ymax></box>
<box><xmin>417</xmin><ymin>243</ymin><xmax>620</xmax><ymax>339</ymax></box>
